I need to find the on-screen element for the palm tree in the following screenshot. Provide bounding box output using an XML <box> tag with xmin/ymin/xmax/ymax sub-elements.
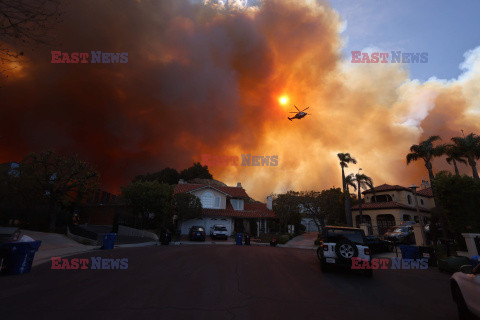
<box><xmin>451</xmin><ymin>133</ymin><xmax>480</xmax><ymax>180</ymax></box>
<box><xmin>445</xmin><ymin>144</ymin><xmax>467</xmax><ymax>176</ymax></box>
<box><xmin>352</xmin><ymin>173</ymin><xmax>374</xmax><ymax>225</ymax></box>
<box><xmin>406</xmin><ymin>135</ymin><xmax>446</xmax><ymax>186</ymax></box>
<box><xmin>338</xmin><ymin>153</ymin><xmax>357</xmax><ymax>227</ymax></box>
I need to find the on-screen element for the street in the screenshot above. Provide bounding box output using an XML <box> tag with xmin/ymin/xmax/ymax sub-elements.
<box><xmin>0</xmin><ymin>246</ymin><xmax>456</xmax><ymax>320</ymax></box>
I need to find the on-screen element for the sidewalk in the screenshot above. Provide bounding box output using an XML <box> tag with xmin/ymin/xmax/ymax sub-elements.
<box><xmin>21</xmin><ymin>230</ymin><xmax>97</xmax><ymax>266</ymax></box>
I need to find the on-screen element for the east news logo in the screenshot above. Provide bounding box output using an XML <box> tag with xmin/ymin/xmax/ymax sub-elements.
<box><xmin>351</xmin><ymin>51</ymin><xmax>428</xmax><ymax>63</ymax></box>
<box><xmin>51</xmin><ymin>51</ymin><xmax>128</xmax><ymax>63</ymax></box>
<box><xmin>51</xmin><ymin>257</ymin><xmax>128</xmax><ymax>269</ymax></box>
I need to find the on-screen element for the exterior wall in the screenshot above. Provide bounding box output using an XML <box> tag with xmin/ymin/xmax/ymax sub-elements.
<box><xmin>180</xmin><ymin>217</ymin><xmax>234</xmax><ymax>236</ymax></box>
<box><xmin>364</xmin><ymin>190</ymin><xmax>434</xmax><ymax>209</ymax></box>
<box><xmin>352</xmin><ymin>208</ymin><xmax>430</xmax><ymax>236</ymax></box>
<box><xmin>190</xmin><ymin>188</ymin><xmax>227</xmax><ymax>209</ymax></box>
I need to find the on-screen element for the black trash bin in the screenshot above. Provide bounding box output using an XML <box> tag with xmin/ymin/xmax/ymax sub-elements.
<box><xmin>161</xmin><ymin>231</ymin><xmax>171</xmax><ymax>245</ymax></box>
<box><xmin>418</xmin><ymin>246</ymin><xmax>437</xmax><ymax>267</ymax></box>
<box><xmin>440</xmin><ymin>238</ymin><xmax>456</xmax><ymax>257</ymax></box>
<box><xmin>244</xmin><ymin>234</ymin><xmax>251</xmax><ymax>245</ymax></box>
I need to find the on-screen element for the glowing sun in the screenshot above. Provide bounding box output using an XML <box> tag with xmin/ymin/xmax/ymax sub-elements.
<box><xmin>279</xmin><ymin>96</ymin><xmax>288</xmax><ymax>105</ymax></box>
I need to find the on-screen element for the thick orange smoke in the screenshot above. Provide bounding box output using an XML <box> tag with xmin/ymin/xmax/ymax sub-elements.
<box><xmin>1</xmin><ymin>0</ymin><xmax>479</xmax><ymax>200</ymax></box>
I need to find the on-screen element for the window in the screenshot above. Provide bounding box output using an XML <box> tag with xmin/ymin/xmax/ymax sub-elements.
<box><xmin>215</xmin><ymin>196</ymin><xmax>220</xmax><ymax>208</ymax></box>
<box><xmin>407</xmin><ymin>195</ymin><xmax>412</xmax><ymax>204</ymax></box>
<box><xmin>371</xmin><ymin>194</ymin><xmax>392</xmax><ymax>203</ymax></box>
<box><xmin>231</xmin><ymin>199</ymin><xmax>243</xmax><ymax>210</ymax></box>
<box><xmin>201</xmin><ymin>191</ymin><xmax>215</xmax><ymax>208</ymax></box>
<box><xmin>420</xmin><ymin>199</ymin><xmax>424</xmax><ymax>205</ymax></box>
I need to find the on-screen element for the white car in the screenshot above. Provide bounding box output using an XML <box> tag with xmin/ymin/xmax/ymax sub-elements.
<box><xmin>210</xmin><ymin>225</ymin><xmax>228</xmax><ymax>240</ymax></box>
<box><xmin>317</xmin><ymin>226</ymin><xmax>372</xmax><ymax>277</ymax></box>
<box><xmin>451</xmin><ymin>264</ymin><xmax>480</xmax><ymax>319</ymax></box>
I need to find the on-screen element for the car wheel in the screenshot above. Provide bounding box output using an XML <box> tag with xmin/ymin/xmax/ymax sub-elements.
<box><xmin>335</xmin><ymin>240</ymin><xmax>358</xmax><ymax>262</ymax></box>
<box><xmin>451</xmin><ymin>282</ymin><xmax>473</xmax><ymax>320</ymax></box>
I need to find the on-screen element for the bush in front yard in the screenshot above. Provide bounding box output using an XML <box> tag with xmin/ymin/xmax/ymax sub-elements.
<box><xmin>278</xmin><ymin>234</ymin><xmax>290</xmax><ymax>244</ymax></box>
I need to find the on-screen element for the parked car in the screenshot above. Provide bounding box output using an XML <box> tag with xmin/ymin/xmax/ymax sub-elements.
<box><xmin>365</xmin><ymin>235</ymin><xmax>394</xmax><ymax>254</ymax></box>
<box><xmin>451</xmin><ymin>264</ymin><xmax>480</xmax><ymax>319</ymax></box>
<box><xmin>383</xmin><ymin>225</ymin><xmax>415</xmax><ymax>244</ymax></box>
<box><xmin>316</xmin><ymin>226</ymin><xmax>372</xmax><ymax>277</ymax></box>
<box><xmin>188</xmin><ymin>226</ymin><xmax>206</xmax><ymax>241</ymax></box>
<box><xmin>210</xmin><ymin>225</ymin><xmax>228</xmax><ymax>240</ymax></box>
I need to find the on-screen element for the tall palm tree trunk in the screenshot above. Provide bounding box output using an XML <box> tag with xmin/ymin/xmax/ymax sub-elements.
<box><xmin>357</xmin><ymin>183</ymin><xmax>362</xmax><ymax>226</ymax></box>
<box><xmin>452</xmin><ymin>159</ymin><xmax>460</xmax><ymax>176</ymax></box>
<box><xmin>342</xmin><ymin>167</ymin><xmax>353</xmax><ymax>227</ymax></box>
<box><xmin>425</xmin><ymin>160</ymin><xmax>448</xmax><ymax>238</ymax></box>
<box><xmin>468</xmin><ymin>157</ymin><xmax>479</xmax><ymax>180</ymax></box>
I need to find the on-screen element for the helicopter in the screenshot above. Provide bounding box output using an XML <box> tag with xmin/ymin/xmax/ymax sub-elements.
<box><xmin>288</xmin><ymin>105</ymin><xmax>310</xmax><ymax>121</ymax></box>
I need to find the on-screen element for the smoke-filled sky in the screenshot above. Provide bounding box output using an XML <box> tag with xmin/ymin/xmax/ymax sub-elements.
<box><xmin>1</xmin><ymin>0</ymin><xmax>480</xmax><ymax>201</ymax></box>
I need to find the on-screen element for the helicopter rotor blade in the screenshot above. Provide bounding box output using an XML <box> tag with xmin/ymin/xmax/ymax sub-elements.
<box><xmin>289</xmin><ymin>112</ymin><xmax>298</xmax><ymax>113</ymax></box>
<box><xmin>294</xmin><ymin>105</ymin><xmax>300</xmax><ymax>112</ymax></box>
<box><xmin>302</xmin><ymin>107</ymin><xmax>310</xmax><ymax>111</ymax></box>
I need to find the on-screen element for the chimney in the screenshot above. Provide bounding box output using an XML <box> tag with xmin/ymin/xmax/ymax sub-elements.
<box><xmin>237</xmin><ymin>182</ymin><xmax>242</xmax><ymax>188</ymax></box>
<box><xmin>267</xmin><ymin>196</ymin><xmax>272</xmax><ymax>210</ymax></box>
<box><xmin>179</xmin><ymin>179</ymin><xmax>186</xmax><ymax>184</ymax></box>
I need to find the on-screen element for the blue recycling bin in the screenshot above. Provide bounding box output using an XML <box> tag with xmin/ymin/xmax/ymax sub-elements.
<box><xmin>399</xmin><ymin>245</ymin><xmax>420</xmax><ymax>259</ymax></box>
<box><xmin>471</xmin><ymin>255</ymin><xmax>480</xmax><ymax>268</ymax></box>
<box><xmin>102</xmin><ymin>233</ymin><xmax>117</xmax><ymax>250</ymax></box>
<box><xmin>236</xmin><ymin>233</ymin><xmax>243</xmax><ymax>245</ymax></box>
<box><xmin>0</xmin><ymin>240</ymin><xmax>42</xmax><ymax>275</ymax></box>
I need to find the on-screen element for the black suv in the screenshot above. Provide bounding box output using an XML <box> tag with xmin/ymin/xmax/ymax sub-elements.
<box><xmin>189</xmin><ymin>226</ymin><xmax>206</xmax><ymax>241</ymax></box>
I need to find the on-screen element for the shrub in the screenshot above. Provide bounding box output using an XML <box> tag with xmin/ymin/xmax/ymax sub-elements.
<box><xmin>278</xmin><ymin>234</ymin><xmax>290</xmax><ymax>244</ymax></box>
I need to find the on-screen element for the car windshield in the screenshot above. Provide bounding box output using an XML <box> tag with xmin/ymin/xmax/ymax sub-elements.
<box><xmin>392</xmin><ymin>227</ymin><xmax>408</xmax><ymax>233</ymax></box>
<box><xmin>214</xmin><ymin>227</ymin><xmax>227</xmax><ymax>231</ymax></box>
<box><xmin>325</xmin><ymin>229</ymin><xmax>365</xmax><ymax>244</ymax></box>
<box><xmin>192</xmin><ymin>227</ymin><xmax>205</xmax><ymax>232</ymax></box>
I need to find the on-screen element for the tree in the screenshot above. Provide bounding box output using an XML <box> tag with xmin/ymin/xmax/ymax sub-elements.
<box><xmin>406</xmin><ymin>135</ymin><xmax>446</xmax><ymax>203</ymax></box>
<box><xmin>445</xmin><ymin>144</ymin><xmax>467</xmax><ymax>176</ymax></box>
<box><xmin>174</xmin><ymin>192</ymin><xmax>202</xmax><ymax>222</ymax></box>
<box><xmin>180</xmin><ymin>162</ymin><xmax>213</xmax><ymax>181</ymax></box>
<box><xmin>351</xmin><ymin>173</ymin><xmax>374</xmax><ymax>224</ymax></box>
<box><xmin>121</xmin><ymin>181</ymin><xmax>173</xmax><ymax>230</ymax></box>
<box><xmin>272</xmin><ymin>191</ymin><xmax>302</xmax><ymax>233</ymax></box>
<box><xmin>337</xmin><ymin>153</ymin><xmax>357</xmax><ymax>227</ymax></box>
<box><xmin>451</xmin><ymin>133</ymin><xmax>480</xmax><ymax>180</ymax></box>
<box><xmin>19</xmin><ymin>151</ymin><xmax>99</xmax><ymax>231</ymax></box>
<box><xmin>433</xmin><ymin>171</ymin><xmax>480</xmax><ymax>234</ymax></box>
<box><xmin>298</xmin><ymin>188</ymin><xmax>345</xmax><ymax>230</ymax></box>
<box><xmin>134</xmin><ymin>167</ymin><xmax>180</xmax><ymax>185</ymax></box>
<box><xmin>0</xmin><ymin>0</ymin><xmax>61</xmax><ymax>75</ymax></box>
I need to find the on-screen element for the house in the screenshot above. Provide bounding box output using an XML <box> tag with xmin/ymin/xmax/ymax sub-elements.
<box><xmin>352</xmin><ymin>183</ymin><xmax>434</xmax><ymax>236</ymax></box>
<box><xmin>174</xmin><ymin>180</ymin><xmax>276</xmax><ymax>237</ymax></box>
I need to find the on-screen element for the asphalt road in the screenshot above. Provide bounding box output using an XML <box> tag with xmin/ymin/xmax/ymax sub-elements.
<box><xmin>0</xmin><ymin>246</ymin><xmax>457</xmax><ymax>320</ymax></box>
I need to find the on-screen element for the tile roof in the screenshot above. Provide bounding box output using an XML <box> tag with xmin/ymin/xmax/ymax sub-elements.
<box><xmin>174</xmin><ymin>183</ymin><xmax>249</xmax><ymax>198</ymax></box>
<box><xmin>362</xmin><ymin>184</ymin><xmax>434</xmax><ymax>198</ymax></box>
<box><xmin>202</xmin><ymin>201</ymin><xmax>276</xmax><ymax>219</ymax></box>
<box><xmin>352</xmin><ymin>201</ymin><xmax>431</xmax><ymax>213</ymax></box>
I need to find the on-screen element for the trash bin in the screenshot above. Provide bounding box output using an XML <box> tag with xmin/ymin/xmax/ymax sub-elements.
<box><xmin>160</xmin><ymin>231</ymin><xmax>171</xmax><ymax>245</ymax></box>
<box><xmin>244</xmin><ymin>234</ymin><xmax>251</xmax><ymax>245</ymax></box>
<box><xmin>418</xmin><ymin>246</ymin><xmax>437</xmax><ymax>267</ymax></box>
<box><xmin>0</xmin><ymin>240</ymin><xmax>42</xmax><ymax>275</ymax></box>
<box><xmin>398</xmin><ymin>245</ymin><xmax>420</xmax><ymax>259</ymax></box>
<box><xmin>102</xmin><ymin>233</ymin><xmax>117</xmax><ymax>250</ymax></box>
<box><xmin>236</xmin><ymin>233</ymin><xmax>243</xmax><ymax>245</ymax></box>
<box><xmin>471</xmin><ymin>255</ymin><xmax>480</xmax><ymax>268</ymax></box>
<box><xmin>270</xmin><ymin>238</ymin><xmax>278</xmax><ymax>247</ymax></box>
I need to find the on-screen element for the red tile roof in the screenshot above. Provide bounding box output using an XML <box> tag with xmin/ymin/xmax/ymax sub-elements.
<box><xmin>202</xmin><ymin>201</ymin><xmax>276</xmax><ymax>218</ymax></box>
<box><xmin>416</xmin><ymin>188</ymin><xmax>433</xmax><ymax>197</ymax></box>
<box><xmin>352</xmin><ymin>201</ymin><xmax>430</xmax><ymax>213</ymax></box>
<box><xmin>174</xmin><ymin>183</ymin><xmax>249</xmax><ymax>198</ymax></box>
<box><xmin>362</xmin><ymin>184</ymin><xmax>434</xmax><ymax>198</ymax></box>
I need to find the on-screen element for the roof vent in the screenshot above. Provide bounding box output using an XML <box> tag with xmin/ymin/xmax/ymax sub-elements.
<box><xmin>237</xmin><ymin>182</ymin><xmax>242</xmax><ymax>188</ymax></box>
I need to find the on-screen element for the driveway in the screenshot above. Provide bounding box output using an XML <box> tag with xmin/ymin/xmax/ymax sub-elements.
<box><xmin>283</xmin><ymin>232</ymin><xmax>318</xmax><ymax>249</ymax></box>
<box><xmin>0</xmin><ymin>245</ymin><xmax>456</xmax><ymax>320</ymax></box>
